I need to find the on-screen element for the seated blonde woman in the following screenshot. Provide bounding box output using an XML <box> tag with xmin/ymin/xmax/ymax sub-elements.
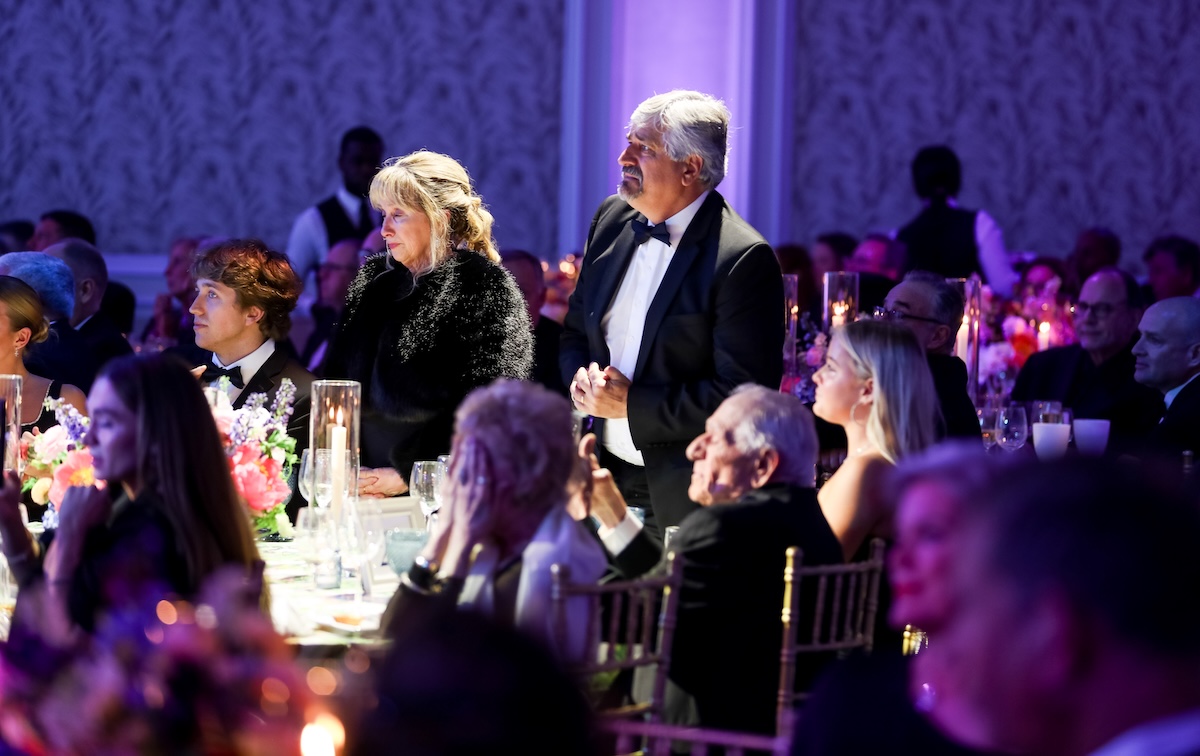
<box><xmin>382</xmin><ymin>379</ymin><xmax>606</xmax><ymax>662</ymax></box>
<box><xmin>812</xmin><ymin>319</ymin><xmax>938</xmax><ymax>560</ymax></box>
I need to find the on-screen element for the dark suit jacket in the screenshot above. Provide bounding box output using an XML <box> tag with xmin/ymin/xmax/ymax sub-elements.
<box><xmin>1146</xmin><ymin>377</ymin><xmax>1200</xmax><ymax>460</ymax></box>
<box><xmin>928</xmin><ymin>354</ymin><xmax>982</xmax><ymax>441</ymax></box>
<box><xmin>611</xmin><ymin>483</ymin><xmax>844</xmax><ymax>736</ymax></box>
<box><xmin>25</xmin><ymin>320</ymin><xmax>101</xmax><ymax>392</ymax></box>
<box><xmin>205</xmin><ymin>345</ymin><xmax>315</xmax><ymax>521</ymax></box>
<box><xmin>77</xmin><ymin>312</ymin><xmax>134</xmax><ymax>375</ymax></box>
<box><xmin>561</xmin><ymin>192</ymin><xmax>784</xmax><ymax>529</ymax></box>
<box><xmin>1011</xmin><ymin>342</ymin><xmax>1163</xmax><ymax>455</ymax></box>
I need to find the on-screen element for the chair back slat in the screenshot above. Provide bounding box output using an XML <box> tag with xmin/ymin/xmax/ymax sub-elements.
<box><xmin>776</xmin><ymin>538</ymin><xmax>887</xmax><ymax>735</ymax></box>
<box><xmin>552</xmin><ymin>550</ymin><xmax>685</xmax><ymax>723</ymax></box>
<box><xmin>599</xmin><ymin>717</ymin><xmax>789</xmax><ymax>756</ymax></box>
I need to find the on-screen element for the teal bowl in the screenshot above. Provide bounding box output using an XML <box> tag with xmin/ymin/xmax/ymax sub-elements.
<box><xmin>386</xmin><ymin>529</ymin><xmax>430</xmax><ymax>576</ymax></box>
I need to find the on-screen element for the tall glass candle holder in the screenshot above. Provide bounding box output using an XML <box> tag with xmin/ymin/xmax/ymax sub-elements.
<box><xmin>309</xmin><ymin>380</ymin><xmax>362</xmax><ymax>527</ymax></box>
<box><xmin>782</xmin><ymin>274</ymin><xmax>800</xmax><ymax>376</ymax></box>
<box><xmin>946</xmin><ymin>275</ymin><xmax>983</xmax><ymax>407</ymax></box>
<box><xmin>822</xmin><ymin>272</ymin><xmax>859</xmax><ymax>332</ymax></box>
<box><xmin>0</xmin><ymin>375</ymin><xmax>21</xmax><ymax>475</ymax></box>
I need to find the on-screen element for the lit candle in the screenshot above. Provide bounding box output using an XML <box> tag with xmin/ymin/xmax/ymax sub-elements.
<box><xmin>1037</xmin><ymin>321</ymin><xmax>1051</xmax><ymax>352</ymax></box>
<box><xmin>329</xmin><ymin>407</ymin><xmax>347</xmax><ymax>526</ymax></box>
<box><xmin>831</xmin><ymin>302</ymin><xmax>847</xmax><ymax>329</ymax></box>
<box><xmin>955</xmin><ymin>314</ymin><xmax>969</xmax><ymax>360</ymax></box>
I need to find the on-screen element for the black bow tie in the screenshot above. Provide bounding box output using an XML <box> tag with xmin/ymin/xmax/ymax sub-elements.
<box><xmin>202</xmin><ymin>364</ymin><xmax>245</xmax><ymax>389</ymax></box>
<box><xmin>630</xmin><ymin>219</ymin><xmax>671</xmax><ymax>247</ymax></box>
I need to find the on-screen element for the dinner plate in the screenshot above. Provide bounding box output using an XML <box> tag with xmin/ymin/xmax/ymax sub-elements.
<box><xmin>314</xmin><ymin>600</ymin><xmax>385</xmax><ymax>634</ymax></box>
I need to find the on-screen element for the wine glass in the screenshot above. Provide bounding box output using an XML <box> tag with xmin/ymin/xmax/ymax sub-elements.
<box><xmin>341</xmin><ymin>501</ymin><xmax>384</xmax><ymax>601</ymax></box>
<box><xmin>312</xmin><ymin>449</ymin><xmax>351</xmax><ymax>509</ymax></box>
<box><xmin>297</xmin><ymin>449</ymin><xmax>313</xmax><ymax>502</ymax></box>
<box><xmin>410</xmin><ymin>461</ymin><xmax>443</xmax><ymax>528</ymax></box>
<box><xmin>996</xmin><ymin>405</ymin><xmax>1028</xmax><ymax>453</ymax></box>
<box><xmin>433</xmin><ymin>455</ymin><xmax>450</xmax><ymax>511</ymax></box>
<box><xmin>977</xmin><ymin>406</ymin><xmax>998</xmax><ymax>450</ymax></box>
<box><xmin>295</xmin><ymin>507</ymin><xmax>336</xmax><ymax>565</ymax></box>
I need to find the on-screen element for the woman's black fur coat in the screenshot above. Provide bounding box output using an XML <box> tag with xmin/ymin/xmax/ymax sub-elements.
<box><xmin>325</xmin><ymin>250</ymin><xmax>533</xmax><ymax>475</ymax></box>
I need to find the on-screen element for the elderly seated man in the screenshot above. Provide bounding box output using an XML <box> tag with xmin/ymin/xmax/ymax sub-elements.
<box><xmin>1132</xmin><ymin>296</ymin><xmax>1200</xmax><ymax>459</ymax></box>
<box><xmin>582</xmin><ymin>384</ymin><xmax>843</xmax><ymax>736</ymax></box>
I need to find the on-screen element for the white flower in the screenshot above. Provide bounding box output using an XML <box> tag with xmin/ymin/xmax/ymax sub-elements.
<box><xmin>270</xmin><ymin>447</ymin><xmax>286</xmax><ymax>463</ymax></box>
<box><xmin>31</xmin><ymin>477</ymin><xmax>52</xmax><ymax>505</ymax></box>
<box><xmin>275</xmin><ymin>512</ymin><xmax>295</xmax><ymax>539</ymax></box>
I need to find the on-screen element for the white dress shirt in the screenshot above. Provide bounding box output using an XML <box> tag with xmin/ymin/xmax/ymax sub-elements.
<box><xmin>597</xmin><ymin>509</ymin><xmax>644</xmax><ymax>555</ymax></box>
<box><xmin>210</xmin><ymin>338</ymin><xmax>276</xmax><ymax>403</ymax></box>
<box><xmin>601</xmin><ymin>190</ymin><xmax>709</xmax><ymax>466</ymax></box>
<box><xmin>1165</xmin><ymin>372</ymin><xmax>1200</xmax><ymax>411</ymax></box>
<box><xmin>285</xmin><ymin>185</ymin><xmax>378</xmax><ymax>284</ymax></box>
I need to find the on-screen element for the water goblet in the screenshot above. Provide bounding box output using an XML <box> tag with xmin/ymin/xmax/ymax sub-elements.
<box><xmin>410</xmin><ymin>461</ymin><xmax>442</xmax><ymax>528</ymax></box>
<box><xmin>996</xmin><ymin>405</ymin><xmax>1028</xmax><ymax>453</ymax></box>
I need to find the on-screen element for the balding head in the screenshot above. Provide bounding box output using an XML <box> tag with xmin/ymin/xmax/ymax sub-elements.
<box><xmin>1132</xmin><ymin>297</ymin><xmax>1200</xmax><ymax>393</ymax></box>
<box><xmin>1075</xmin><ymin>267</ymin><xmax>1143</xmax><ymax>365</ymax></box>
<box><xmin>44</xmin><ymin>239</ymin><xmax>109</xmax><ymax>325</ymax></box>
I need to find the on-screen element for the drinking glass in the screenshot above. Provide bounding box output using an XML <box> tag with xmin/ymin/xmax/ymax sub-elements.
<box><xmin>297</xmin><ymin>449</ymin><xmax>313</xmax><ymax>502</ymax></box>
<box><xmin>433</xmin><ymin>455</ymin><xmax>450</xmax><ymax>511</ymax></box>
<box><xmin>410</xmin><ymin>461</ymin><xmax>443</xmax><ymax>527</ymax></box>
<box><xmin>340</xmin><ymin>501</ymin><xmax>383</xmax><ymax>595</ymax></box>
<box><xmin>996</xmin><ymin>405</ymin><xmax>1028</xmax><ymax>453</ymax></box>
<box><xmin>295</xmin><ymin>506</ymin><xmax>340</xmax><ymax>590</ymax></box>
<box><xmin>1073</xmin><ymin>419</ymin><xmax>1111</xmax><ymax>456</ymax></box>
<box><xmin>1032</xmin><ymin>422</ymin><xmax>1071</xmax><ymax>461</ymax></box>
<box><xmin>1031</xmin><ymin>400</ymin><xmax>1062</xmax><ymax>424</ymax></box>
<box><xmin>977</xmin><ymin>406</ymin><xmax>998</xmax><ymax>450</ymax></box>
<box><xmin>312</xmin><ymin>449</ymin><xmax>351</xmax><ymax>509</ymax></box>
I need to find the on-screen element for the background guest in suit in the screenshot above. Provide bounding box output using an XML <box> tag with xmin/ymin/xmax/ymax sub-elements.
<box><xmin>286</xmin><ymin>126</ymin><xmax>384</xmax><ymax>288</ymax></box>
<box><xmin>0</xmin><ymin>252</ymin><xmax>100</xmax><ymax>391</ymax></box>
<box><xmin>324</xmin><ymin>151</ymin><xmax>532</xmax><ymax>497</ymax></box>
<box><xmin>28</xmin><ymin>209</ymin><xmax>95</xmax><ymax>252</ymax></box>
<box><xmin>0</xmin><ymin>219</ymin><xmax>34</xmax><ymax>253</ymax></box>
<box><xmin>930</xmin><ymin>457</ymin><xmax>1200</xmax><ymax>756</ymax></box>
<box><xmin>296</xmin><ymin>238</ymin><xmax>363</xmax><ymax>376</ymax></box>
<box><xmin>895</xmin><ymin>146</ymin><xmax>1017</xmax><ymax>297</ymax></box>
<box><xmin>562</xmin><ymin>89</ymin><xmax>784</xmax><ymax>538</ymax></box>
<box><xmin>583</xmin><ymin>385</ymin><xmax>843</xmax><ymax>736</ymax></box>
<box><xmin>43</xmin><ymin>239</ymin><xmax>133</xmax><ymax>372</ymax></box>
<box><xmin>1065</xmin><ymin>227</ymin><xmax>1121</xmax><ymax>296</ymax></box>
<box><xmin>189</xmin><ymin>239</ymin><xmax>314</xmax><ymax>518</ymax></box>
<box><xmin>1132</xmin><ymin>296</ymin><xmax>1200</xmax><ymax>459</ymax></box>
<box><xmin>811</xmin><ymin>231</ymin><xmax>858</xmax><ymax>292</ymax></box>
<box><xmin>1142</xmin><ymin>234</ymin><xmax>1200</xmax><ymax>302</ymax></box>
<box><xmin>500</xmin><ymin>249</ymin><xmax>567</xmax><ymax>396</ymax></box>
<box><xmin>1011</xmin><ymin>267</ymin><xmax>1162</xmax><ymax>454</ymax></box>
<box><xmin>877</xmin><ymin>271</ymin><xmax>981</xmax><ymax>441</ymax></box>
<box><xmin>813</xmin><ymin>320</ymin><xmax>938</xmax><ymax>561</ymax></box>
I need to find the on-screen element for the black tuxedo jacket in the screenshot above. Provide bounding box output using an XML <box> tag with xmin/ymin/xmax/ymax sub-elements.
<box><xmin>1147</xmin><ymin>377</ymin><xmax>1200</xmax><ymax>460</ymax></box>
<box><xmin>77</xmin><ymin>313</ymin><xmax>134</xmax><ymax>375</ymax></box>
<box><xmin>26</xmin><ymin>320</ymin><xmax>101</xmax><ymax>392</ymax></box>
<box><xmin>927</xmin><ymin>354</ymin><xmax>982</xmax><ymax>441</ymax></box>
<box><xmin>1011</xmin><ymin>342</ymin><xmax>1162</xmax><ymax>455</ymax></box>
<box><xmin>612</xmin><ymin>483</ymin><xmax>844</xmax><ymax>735</ymax></box>
<box><xmin>561</xmin><ymin>192</ymin><xmax>784</xmax><ymax>528</ymax></box>
<box><xmin>206</xmin><ymin>346</ymin><xmax>315</xmax><ymax>520</ymax></box>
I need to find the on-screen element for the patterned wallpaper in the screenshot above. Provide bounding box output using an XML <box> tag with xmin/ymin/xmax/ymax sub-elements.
<box><xmin>789</xmin><ymin>0</ymin><xmax>1200</xmax><ymax>264</ymax></box>
<box><xmin>0</xmin><ymin>0</ymin><xmax>563</xmax><ymax>258</ymax></box>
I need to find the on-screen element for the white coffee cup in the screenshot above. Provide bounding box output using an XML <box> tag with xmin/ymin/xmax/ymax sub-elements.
<box><xmin>1032</xmin><ymin>422</ymin><xmax>1071</xmax><ymax>461</ymax></box>
<box><xmin>1073</xmin><ymin>418</ymin><xmax>1111</xmax><ymax>456</ymax></box>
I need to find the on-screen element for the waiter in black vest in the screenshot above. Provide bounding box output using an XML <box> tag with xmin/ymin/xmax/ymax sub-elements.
<box><xmin>285</xmin><ymin>126</ymin><xmax>384</xmax><ymax>287</ymax></box>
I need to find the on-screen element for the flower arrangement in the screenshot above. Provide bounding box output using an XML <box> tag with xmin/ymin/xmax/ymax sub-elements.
<box><xmin>781</xmin><ymin>313</ymin><xmax>827</xmax><ymax>404</ymax></box>
<box><xmin>208</xmin><ymin>377</ymin><xmax>299</xmax><ymax>538</ymax></box>
<box><xmin>21</xmin><ymin>399</ymin><xmax>95</xmax><ymax>525</ymax></box>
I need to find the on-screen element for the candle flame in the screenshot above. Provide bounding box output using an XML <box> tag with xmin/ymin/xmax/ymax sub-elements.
<box><xmin>1038</xmin><ymin>321</ymin><xmax>1050</xmax><ymax>334</ymax></box>
<box><xmin>336</xmin><ymin>407</ymin><xmax>344</xmax><ymax>426</ymax></box>
<box><xmin>832</xmin><ymin>302</ymin><xmax>848</xmax><ymax>316</ymax></box>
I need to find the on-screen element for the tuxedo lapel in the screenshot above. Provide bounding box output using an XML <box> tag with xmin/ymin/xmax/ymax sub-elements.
<box><xmin>633</xmin><ymin>193</ymin><xmax>721</xmax><ymax>379</ymax></box>
<box><xmin>232</xmin><ymin>347</ymin><xmax>286</xmax><ymax>409</ymax></box>
<box><xmin>584</xmin><ymin>219</ymin><xmax>642</xmax><ymax>362</ymax></box>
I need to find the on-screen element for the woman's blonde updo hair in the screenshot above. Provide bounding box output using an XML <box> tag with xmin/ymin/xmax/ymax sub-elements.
<box><xmin>832</xmin><ymin>319</ymin><xmax>938</xmax><ymax>464</ymax></box>
<box><xmin>369</xmin><ymin>150</ymin><xmax>498</xmax><ymax>278</ymax></box>
<box><xmin>0</xmin><ymin>275</ymin><xmax>51</xmax><ymax>348</ymax></box>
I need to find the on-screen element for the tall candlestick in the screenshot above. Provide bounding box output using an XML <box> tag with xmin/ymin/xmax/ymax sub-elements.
<box><xmin>329</xmin><ymin>408</ymin><xmax>347</xmax><ymax>527</ymax></box>
<box><xmin>1037</xmin><ymin>321</ymin><xmax>1051</xmax><ymax>352</ymax></box>
<box><xmin>955</xmin><ymin>314</ymin><xmax>969</xmax><ymax>360</ymax></box>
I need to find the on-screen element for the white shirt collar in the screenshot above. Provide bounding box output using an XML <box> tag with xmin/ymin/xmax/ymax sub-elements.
<box><xmin>212</xmin><ymin>338</ymin><xmax>276</xmax><ymax>388</ymax></box>
<box><xmin>74</xmin><ymin>314</ymin><xmax>94</xmax><ymax>331</ymax></box>
<box><xmin>336</xmin><ymin>185</ymin><xmax>370</xmax><ymax>215</ymax></box>
<box><xmin>1089</xmin><ymin>708</ymin><xmax>1200</xmax><ymax>756</ymax></box>
<box><xmin>646</xmin><ymin>189</ymin><xmax>710</xmax><ymax>249</ymax></box>
<box><xmin>1164</xmin><ymin>372</ymin><xmax>1200</xmax><ymax>410</ymax></box>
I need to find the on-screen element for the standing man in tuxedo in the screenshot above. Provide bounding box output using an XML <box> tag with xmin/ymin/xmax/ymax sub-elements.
<box><xmin>561</xmin><ymin>90</ymin><xmax>784</xmax><ymax>536</ymax></box>
<box><xmin>191</xmin><ymin>239</ymin><xmax>315</xmax><ymax>519</ymax></box>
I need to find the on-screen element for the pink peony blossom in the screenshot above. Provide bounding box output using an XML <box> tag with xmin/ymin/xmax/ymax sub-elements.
<box><xmin>49</xmin><ymin>449</ymin><xmax>97</xmax><ymax>507</ymax></box>
<box><xmin>228</xmin><ymin>444</ymin><xmax>290</xmax><ymax>513</ymax></box>
<box><xmin>32</xmin><ymin>424</ymin><xmax>71</xmax><ymax>462</ymax></box>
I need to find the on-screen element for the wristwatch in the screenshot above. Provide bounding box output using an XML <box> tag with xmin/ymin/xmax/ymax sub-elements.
<box><xmin>406</xmin><ymin>555</ymin><xmax>439</xmax><ymax>593</ymax></box>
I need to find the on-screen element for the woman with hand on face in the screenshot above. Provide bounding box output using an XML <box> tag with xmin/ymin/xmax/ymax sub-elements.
<box><xmin>0</xmin><ymin>353</ymin><xmax>261</xmax><ymax>643</ymax></box>
<box><xmin>323</xmin><ymin>151</ymin><xmax>532</xmax><ymax>499</ymax></box>
<box><xmin>381</xmin><ymin>379</ymin><xmax>606</xmax><ymax>661</ymax></box>
<box><xmin>812</xmin><ymin>319</ymin><xmax>938</xmax><ymax>561</ymax></box>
